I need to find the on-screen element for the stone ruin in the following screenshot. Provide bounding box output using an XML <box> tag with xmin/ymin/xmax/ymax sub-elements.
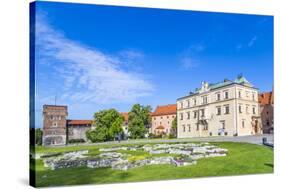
<box><xmin>41</xmin><ymin>143</ymin><xmax>228</xmax><ymax>171</ymax></box>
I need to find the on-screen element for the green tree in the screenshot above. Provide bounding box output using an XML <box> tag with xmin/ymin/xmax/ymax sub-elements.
<box><xmin>128</xmin><ymin>104</ymin><xmax>152</xmax><ymax>139</ymax></box>
<box><xmin>86</xmin><ymin>109</ymin><xmax>124</xmax><ymax>142</ymax></box>
<box><xmin>171</xmin><ymin>116</ymin><xmax>177</xmax><ymax>138</ymax></box>
<box><xmin>35</xmin><ymin>128</ymin><xmax>43</xmax><ymax>145</ymax></box>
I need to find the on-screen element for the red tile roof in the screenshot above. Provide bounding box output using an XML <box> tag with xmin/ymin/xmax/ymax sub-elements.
<box><xmin>152</xmin><ymin>104</ymin><xmax>177</xmax><ymax>116</ymax></box>
<box><xmin>259</xmin><ymin>91</ymin><xmax>274</xmax><ymax>105</ymax></box>
<box><xmin>67</xmin><ymin>120</ymin><xmax>92</xmax><ymax>125</ymax></box>
<box><xmin>120</xmin><ymin>112</ymin><xmax>129</xmax><ymax>122</ymax></box>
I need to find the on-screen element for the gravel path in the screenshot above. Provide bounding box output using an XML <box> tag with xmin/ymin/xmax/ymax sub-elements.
<box><xmin>65</xmin><ymin>134</ymin><xmax>273</xmax><ymax>147</ymax></box>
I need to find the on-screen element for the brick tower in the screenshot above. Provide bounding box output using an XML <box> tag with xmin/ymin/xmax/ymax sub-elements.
<box><xmin>42</xmin><ymin>105</ymin><xmax>68</xmax><ymax>146</ymax></box>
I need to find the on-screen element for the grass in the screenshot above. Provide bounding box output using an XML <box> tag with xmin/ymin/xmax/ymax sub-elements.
<box><xmin>34</xmin><ymin>142</ymin><xmax>273</xmax><ymax>187</ymax></box>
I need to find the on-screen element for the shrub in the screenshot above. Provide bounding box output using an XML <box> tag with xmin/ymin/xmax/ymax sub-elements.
<box><xmin>68</xmin><ymin>139</ymin><xmax>85</xmax><ymax>144</ymax></box>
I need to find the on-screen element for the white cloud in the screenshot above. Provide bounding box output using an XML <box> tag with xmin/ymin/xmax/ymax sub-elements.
<box><xmin>180</xmin><ymin>43</ymin><xmax>205</xmax><ymax>70</ymax></box>
<box><xmin>248</xmin><ymin>36</ymin><xmax>258</xmax><ymax>47</ymax></box>
<box><xmin>181</xmin><ymin>57</ymin><xmax>199</xmax><ymax>69</ymax></box>
<box><xmin>35</xmin><ymin>15</ymin><xmax>154</xmax><ymax>104</ymax></box>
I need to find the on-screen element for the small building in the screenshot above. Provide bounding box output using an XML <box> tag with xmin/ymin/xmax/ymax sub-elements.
<box><xmin>177</xmin><ymin>75</ymin><xmax>262</xmax><ymax>138</ymax></box>
<box><xmin>259</xmin><ymin>91</ymin><xmax>274</xmax><ymax>133</ymax></box>
<box><xmin>67</xmin><ymin>120</ymin><xmax>92</xmax><ymax>141</ymax></box>
<box><xmin>42</xmin><ymin>105</ymin><xmax>68</xmax><ymax>146</ymax></box>
<box><xmin>151</xmin><ymin>104</ymin><xmax>177</xmax><ymax>136</ymax></box>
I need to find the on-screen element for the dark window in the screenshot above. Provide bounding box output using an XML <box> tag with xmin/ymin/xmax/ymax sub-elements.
<box><xmin>180</xmin><ymin>113</ymin><xmax>183</xmax><ymax>120</ymax></box>
<box><xmin>238</xmin><ymin>91</ymin><xmax>241</xmax><ymax>98</ymax></box>
<box><xmin>187</xmin><ymin>112</ymin><xmax>190</xmax><ymax>119</ymax></box>
<box><xmin>200</xmin><ymin>109</ymin><xmax>205</xmax><ymax>117</ymax></box>
<box><xmin>253</xmin><ymin>107</ymin><xmax>256</xmax><ymax>114</ymax></box>
<box><xmin>183</xmin><ymin>125</ymin><xmax>186</xmax><ymax>132</ymax></box>
<box><xmin>217</xmin><ymin>107</ymin><xmax>221</xmax><ymax>115</ymax></box>
<box><xmin>225</xmin><ymin>105</ymin><xmax>230</xmax><ymax>114</ymax></box>
<box><xmin>196</xmin><ymin>124</ymin><xmax>199</xmax><ymax>131</ymax></box>
<box><xmin>193</xmin><ymin>111</ymin><xmax>197</xmax><ymax>118</ymax></box>
<box><xmin>239</xmin><ymin>105</ymin><xmax>242</xmax><ymax>113</ymax></box>
<box><xmin>225</xmin><ymin>91</ymin><xmax>229</xmax><ymax>99</ymax></box>
<box><xmin>242</xmin><ymin>120</ymin><xmax>245</xmax><ymax>128</ymax></box>
<box><xmin>217</xmin><ymin>93</ymin><xmax>220</xmax><ymax>101</ymax></box>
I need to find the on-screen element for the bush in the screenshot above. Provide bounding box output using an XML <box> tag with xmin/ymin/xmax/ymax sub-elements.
<box><xmin>68</xmin><ymin>139</ymin><xmax>85</xmax><ymax>144</ymax></box>
<box><xmin>168</xmin><ymin>133</ymin><xmax>176</xmax><ymax>139</ymax></box>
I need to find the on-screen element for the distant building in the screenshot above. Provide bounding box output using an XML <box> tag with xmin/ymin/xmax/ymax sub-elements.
<box><xmin>151</xmin><ymin>104</ymin><xmax>177</xmax><ymax>135</ymax></box>
<box><xmin>42</xmin><ymin>105</ymin><xmax>93</xmax><ymax>146</ymax></box>
<box><xmin>42</xmin><ymin>105</ymin><xmax>68</xmax><ymax>146</ymax></box>
<box><xmin>259</xmin><ymin>91</ymin><xmax>274</xmax><ymax>133</ymax></box>
<box><xmin>67</xmin><ymin>120</ymin><xmax>92</xmax><ymax>141</ymax></box>
<box><xmin>177</xmin><ymin>75</ymin><xmax>262</xmax><ymax>138</ymax></box>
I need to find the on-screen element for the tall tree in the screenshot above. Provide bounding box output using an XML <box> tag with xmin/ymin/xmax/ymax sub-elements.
<box><xmin>128</xmin><ymin>104</ymin><xmax>152</xmax><ymax>139</ymax></box>
<box><xmin>35</xmin><ymin>128</ymin><xmax>43</xmax><ymax>145</ymax></box>
<box><xmin>86</xmin><ymin>109</ymin><xmax>124</xmax><ymax>142</ymax></box>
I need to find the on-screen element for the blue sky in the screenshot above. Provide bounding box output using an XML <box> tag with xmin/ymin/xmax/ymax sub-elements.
<box><xmin>34</xmin><ymin>1</ymin><xmax>273</xmax><ymax>128</ymax></box>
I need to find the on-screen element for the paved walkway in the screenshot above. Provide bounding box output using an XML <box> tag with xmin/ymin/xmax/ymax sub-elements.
<box><xmin>67</xmin><ymin>134</ymin><xmax>273</xmax><ymax>147</ymax></box>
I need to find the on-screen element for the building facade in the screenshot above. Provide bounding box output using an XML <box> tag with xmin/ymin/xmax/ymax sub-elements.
<box><xmin>177</xmin><ymin>76</ymin><xmax>262</xmax><ymax>138</ymax></box>
<box><xmin>42</xmin><ymin>105</ymin><xmax>68</xmax><ymax>146</ymax></box>
<box><xmin>151</xmin><ymin>104</ymin><xmax>177</xmax><ymax>135</ymax></box>
<box><xmin>67</xmin><ymin>120</ymin><xmax>92</xmax><ymax>141</ymax></box>
<box><xmin>43</xmin><ymin>105</ymin><xmax>93</xmax><ymax>146</ymax></box>
<box><xmin>259</xmin><ymin>91</ymin><xmax>274</xmax><ymax>133</ymax></box>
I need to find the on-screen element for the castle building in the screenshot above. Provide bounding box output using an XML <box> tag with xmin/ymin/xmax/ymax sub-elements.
<box><xmin>42</xmin><ymin>105</ymin><xmax>68</xmax><ymax>146</ymax></box>
<box><xmin>259</xmin><ymin>90</ymin><xmax>274</xmax><ymax>133</ymax></box>
<box><xmin>67</xmin><ymin>120</ymin><xmax>92</xmax><ymax>141</ymax></box>
<box><xmin>42</xmin><ymin>105</ymin><xmax>93</xmax><ymax>146</ymax></box>
<box><xmin>151</xmin><ymin>104</ymin><xmax>177</xmax><ymax>135</ymax></box>
<box><xmin>177</xmin><ymin>75</ymin><xmax>262</xmax><ymax>138</ymax></box>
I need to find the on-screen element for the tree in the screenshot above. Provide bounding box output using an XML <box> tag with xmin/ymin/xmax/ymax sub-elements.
<box><xmin>171</xmin><ymin>116</ymin><xmax>177</xmax><ymax>138</ymax></box>
<box><xmin>128</xmin><ymin>104</ymin><xmax>152</xmax><ymax>139</ymax></box>
<box><xmin>35</xmin><ymin>128</ymin><xmax>43</xmax><ymax>145</ymax></box>
<box><xmin>86</xmin><ymin>109</ymin><xmax>124</xmax><ymax>142</ymax></box>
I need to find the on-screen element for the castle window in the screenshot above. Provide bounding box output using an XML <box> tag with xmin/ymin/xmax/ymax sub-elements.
<box><xmin>246</xmin><ymin>105</ymin><xmax>249</xmax><ymax>114</ymax></box>
<box><xmin>242</xmin><ymin>120</ymin><xmax>245</xmax><ymax>128</ymax></box>
<box><xmin>193</xmin><ymin>98</ymin><xmax>197</xmax><ymax>106</ymax></box>
<box><xmin>252</xmin><ymin>92</ymin><xmax>255</xmax><ymax>101</ymax></box>
<box><xmin>183</xmin><ymin>125</ymin><xmax>186</xmax><ymax>132</ymax></box>
<box><xmin>187</xmin><ymin>112</ymin><xmax>190</xmax><ymax>119</ymax></box>
<box><xmin>217</xmin><ymin>107</ymin><xmax>221</xmax><ymax>115</ymax></box>
<box><xmin>187</xmin><ymin>124</ymin><xmax>191</xmax><ymax>132</ymax></box>
<box><xmin>252</xmin><ymin>106</ymin><xmax>256</xmax><ymax>114</ymax></box>
<box><xmin>225</xmin><ymin>105</ymin><xmax>230</xmax><ymax>114</ymax></box>
<box><xmin>239</xmin><ymin>105</ymin><xmax>242</xmax><ymax>113</ymax></box>
<box><xmin>216</xmin><ymin>93</ymin><xmax>221</xmax><ymax>101</ymax></box>
<box><xmin>200</xmin><ymin>109</ymin><xmax>205</xmax><ymax>118</ymax></box>
<box><xmin>187</xmin><ymin>100</ymin><xmax>190</xmax><ymax>107</ymax></box>
<box><xmin>193</xmin><ymin>111</ymin><xmax>197</xmax><ymax>119</ymax></box>
<box><xmin>180</xmin><ymin>113</ymin><xmax>183</xmax><ymax>120</ymax></box>
<box><xmin>238</xmin><ymin>90</ymin><xmax>242</xmax><ymax>98</ymax></box>
<box><xmin>52</xmin><ymin>122</ymin><xmax>58</xmax><ymax>127</ymax></box>
<box><xmin>224</xmin><ymin>91</ymin><xmax>229</xmax><ymax>99</ymax></box>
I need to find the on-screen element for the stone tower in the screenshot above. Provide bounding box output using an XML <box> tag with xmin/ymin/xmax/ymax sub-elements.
<box><xmin>42</xmin><ymin>105</ymin><xmax>68</xmax><ymax>146</ymax></box>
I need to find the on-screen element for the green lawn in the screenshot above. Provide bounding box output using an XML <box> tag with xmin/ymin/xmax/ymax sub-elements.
<box><xmin>34</xmin><ymin>142</ymin><xmax>273</xmax><ymax>187</ymax></box>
